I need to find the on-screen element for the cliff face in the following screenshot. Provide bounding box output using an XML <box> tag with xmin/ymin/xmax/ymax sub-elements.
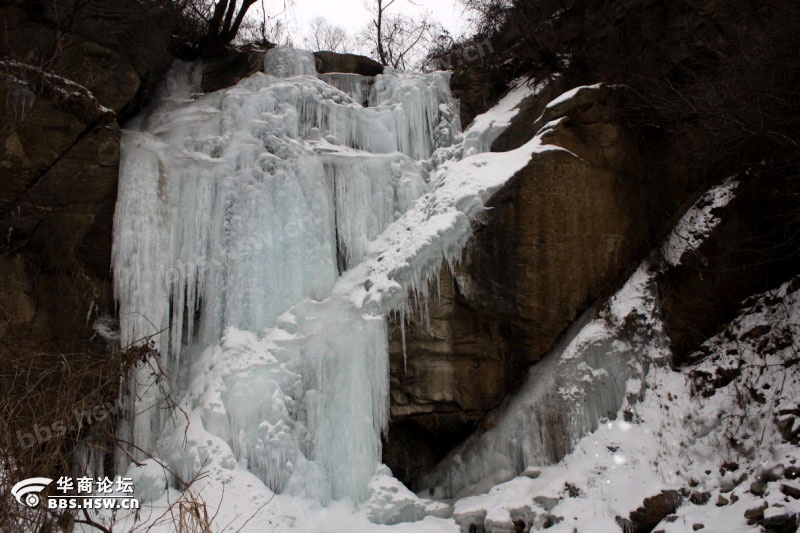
<box><xmin>386</xmin><ymin>91</ymin><xmax>799</xmax><ymax>487</ymax></box>
<box><xmin>384</xmin><ymin>84</ymin><xmax>677</xmax><ymax>485</ymax></box>
<box><xmin>1</xmin><ymin>1</ymin><xmax>796</xmax><ymax>504</ymax></box>
<box><xmin>660</xmin><ymin>170</ymin><xmax>800</xmax><ymax>364</ymax></box>
<box><xmin>0</xmin><ymin>1</ymin><xmax>171</xmax><ymax>354</ymax></box>
<box><xmin>384</xmin><ymin>0</ymin><xmax>800</xmax><ymax>482</ymax></box>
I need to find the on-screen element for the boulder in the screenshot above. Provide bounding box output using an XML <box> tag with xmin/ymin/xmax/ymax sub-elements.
<box><xmin>628</xmin><ymin>491</ymin><xmax>683</xmax><ymax>533</ymax></box>
<box><xmin>201</xmin><ymin>46</ymin><xmax>269</xmax><ymax>93</ymax></box>
<box><xmin>313</xmin><ymin>51</ymin><xmax>384</xmax><ymax>76</ymax></box>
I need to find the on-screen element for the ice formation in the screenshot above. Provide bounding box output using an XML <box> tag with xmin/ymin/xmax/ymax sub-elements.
<box><xmin>112</xmin><ymin>46</ymin><xmax>547</xmax><ymax>515</ymax></box>
<box><xmin>418</xmin><ymin>177</ymin><xmax>746</xmax><ymax>500</ymax></box>
<box><xmin>418</xmin><ymin>264</ymin><xmax>667</xmax><ymax>499</ymax></box>
<box><xmin>105</xmin><ymin>50</ymin><xmax>777</xmax><ymax>532</ymax></box>
<box><xmin>444</xmin><ymin>265</ymin><xmax>800</xmax><ymax>533</ymax></box>
<box><xmin>661</xmin><ymin>176</ymin><xmax>739</xmax><ymax>266</ymax></box>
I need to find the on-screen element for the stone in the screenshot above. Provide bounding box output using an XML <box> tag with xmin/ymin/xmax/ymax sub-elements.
<box><xmin>762</xmin><ymin>465</ymin><xmax>785</xmax><ymax>482</ymax></box>
<box><xmin>534</xmin><ymin>496</ymin><xmax>559</xmax><ymax>511</ymax></box>
<box><xmin>780</xmin><ymin>483</ymin><xmax>800</xmax><ymax>499</ymax></box>
<box><xmin>628</xmin><ymin>491</ymin><xmax>683</xmax><ymax>533</ymax></box>
<box><xmin>201</xmin><ymin>47</ymin><xmax>268</xmax><ymax>93</ymax></box>
<box><xmin>690</xmin><ymin>491</ymin><xmax>710</xmax><ymax>505</ymax></box>
<box><xmin>453</xmin><ymin>510</ymin><xmax>487</xmax><ymax>533</ymax></box>
<box><xmin>565</xmin><ymin>483</ymin><xmax>581</xmax><ymax>498</ymax></box>
<box><xmin>55</xmin><ymin>34</ymin><xmax>141</xmax><ymax>113</ymax></box>
<box><xmin>313</xmin><ymin>51</ymin><xmax>384</xmax><ymax>76</ymax></box>
<box><xmin>762</xmin><ymin>511</ymin><xmax>799</xmax><ymax>531</ymax></box>
<box><xmin>750</xmin><ymin>480</ymin><xmax>767</xmax><ymax>496</ymax></box>
<box><xmin>490</xmin><ymin>78</ymin><xmax>570</xmax><ymax>153</ymax></box>
<box><xmin>532</xmin><ymin>84</ymin><xmax>627</xmax><ymax>138</ymax></box>
<box><xmin>743</xmin><ymin>502</ymin><xmax>767</xmax><ymax>521</ymax></box>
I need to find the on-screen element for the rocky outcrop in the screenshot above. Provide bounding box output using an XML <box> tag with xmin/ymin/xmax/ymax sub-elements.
<box><xmin>313</xmin><ymin>51</ymin><xmax>384</xmax><ymax>76</ymax></box>
<box><xmin>201</xmin><ymin>46</ymin><xmax>270</xmax><ymax>93</ymax></box>
<box><xmin>199</xmin><ymin>49</ymin><xmax>385</xmax><ymax>93</ymax></box>
<box><xmin>385</xmin><ymin>84</ymin><xmax>701</xmax><ymax>486</ymax></box>
<box><xmin>386</xmin><ymin>76</ymin><xmax>800</xmax><ymax>487</ymax></box>
<box><xmin>0</xmin><ymin>0</ymin><xmax>171</xmax><ymax>353</ymax></box>
<box><xmin>660</xmin><ymin>168</ymin><xmax>800</xmax><ymax>363</ymax></box>
<box><xmin>448</xmin><ymin>63</ymin><xmax>508</xmax><ymax>128</ymax></box>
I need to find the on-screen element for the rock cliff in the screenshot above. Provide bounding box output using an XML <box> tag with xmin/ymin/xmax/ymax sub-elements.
<box><xmin>386</xmin><ymin>66</ymin><xmax>799</xmax><ymax>489</ymax></box>
<box><xmin>0</xmin><ymin>0</ymin><xmax>171</xmax><ymax>353</ymax></box>
<box><xmin>1</xmin><ymin>1</ymin><xmax>797</xmax><ymax>505</ymax></box>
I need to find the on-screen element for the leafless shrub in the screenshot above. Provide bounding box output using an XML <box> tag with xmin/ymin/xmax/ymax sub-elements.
<box><xmin>0</xmin><ymin>339</ymin><xmax>157</xmax><ymax>531</ymax></box>
<box><xmin>176</xmin><ymin>490</ymin><xmax>213</xmax><ymax>533</ymax></box>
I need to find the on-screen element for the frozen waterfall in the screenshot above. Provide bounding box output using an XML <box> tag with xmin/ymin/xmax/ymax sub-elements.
<box><xmin>112</xmin><ymin>47</ymin><xmax>469</xmax><ymax>504</ymax></box>
<box><xmin>112</xmin><ymin>47</ymin><xmax>571</xmax><ymax>518</ymax></box>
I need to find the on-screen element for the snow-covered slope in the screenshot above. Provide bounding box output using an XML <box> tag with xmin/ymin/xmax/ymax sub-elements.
<box><xmin>448</xmin><ymin>274</ymin><xmax>800</xmax><ymax>532</ymax></box>
<box><xmin>435</xmin><ymin>178</ymin><xmax>800</xmax><ymax>532</ymax></box>
<box><xmin>419</xmin><ymin>262</ymin><xmax>666</xmax><ymax>501</ymax></box>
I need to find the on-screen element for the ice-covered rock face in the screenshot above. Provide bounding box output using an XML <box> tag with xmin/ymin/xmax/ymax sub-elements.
<box><xmin>114</xmin><ymin>50</ymin><xmax>457</xmax><ymax>359</ymax></box>
<box><xmin>418</xmin><ymin>264</ymin><xmax>668</xmax><ymax>499</ymax></box>
<box><xmin>263</xmin><ymin>46</ymin><xmax>317</xmax><ymax>77</ymax></box>
<box><xmin>113</xmin><ymin>47</ymin><xmax>576</xmax><ymax>520</ymax></box>
<box><xmin>112</xmin><ymin>48</ymin><xmax>463</xmax><ymax>504</ymax></box>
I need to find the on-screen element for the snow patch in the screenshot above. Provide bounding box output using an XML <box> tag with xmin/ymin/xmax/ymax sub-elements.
<box><xmin>662</xmin><ymin>176</ymin><xmax>740</xmax><ymax>266</ymax></box>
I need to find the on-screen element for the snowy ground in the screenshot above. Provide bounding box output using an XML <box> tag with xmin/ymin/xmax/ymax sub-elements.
<box><xmin>450</xmin><ymin>274</ymin><xmax>800</xmax><ymax>532</ymax></box>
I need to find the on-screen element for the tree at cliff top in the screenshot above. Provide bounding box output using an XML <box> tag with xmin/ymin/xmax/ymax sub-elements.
<box><xmin>162</xmin><ymin>0</ymin><xmax>261</xmax><ymax>57</ymax></box>
<box><xmin>360</xmin><ymin>0</ymin><xmax>441</xmax><ymax>70</ymax></box>
<box><xmin>303</xmin><ymin>16</ymin><xmax>351</xmax><ymax>52</ymax></box>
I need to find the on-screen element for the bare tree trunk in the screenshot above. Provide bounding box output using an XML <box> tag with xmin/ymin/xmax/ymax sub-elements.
<box><xmin>373</xmin><ymin>0</ymin><xmax>398</xmax><ymax>66</ymax></box>
<box><xmin>376</xmin><ymin>0</ymin><xmax>387</xmax><ymax>65</ymax></box>
<box><xmin>197</xmin><ymin>0</ymin><xmax>258</xmax><ymax>58</ymax></box>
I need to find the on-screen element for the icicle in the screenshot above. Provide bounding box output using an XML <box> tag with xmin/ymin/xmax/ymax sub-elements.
<box><xmin>400</xmin><ymin>308</ymin><xmax>407</xmax><ymax>373</ymax></box>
